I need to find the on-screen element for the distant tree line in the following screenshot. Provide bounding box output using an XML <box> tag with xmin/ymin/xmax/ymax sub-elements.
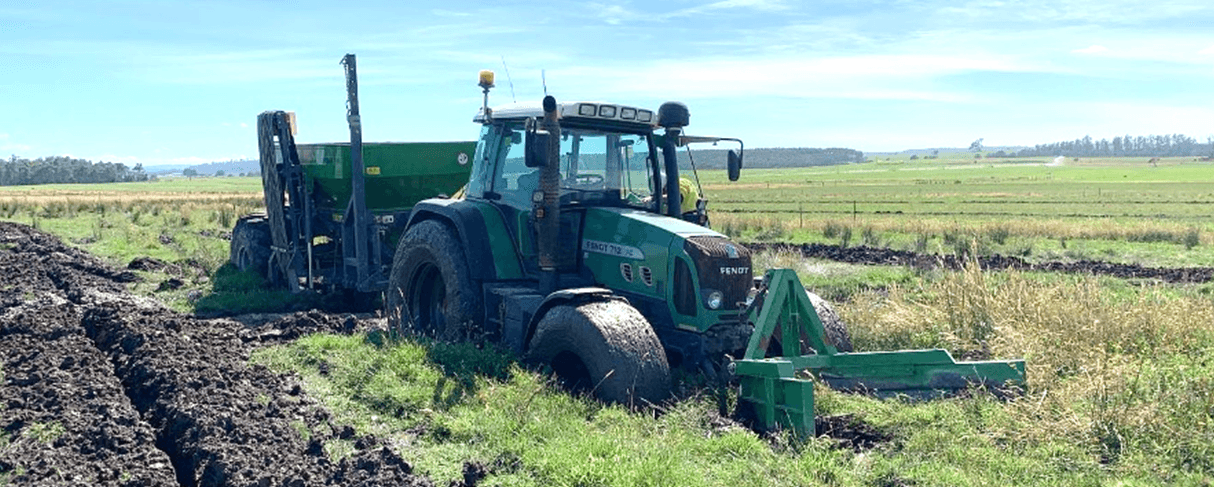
<box><xmin>679</xmin><ymin>147</ymin><xmax>864</xmax><ymax>169</ymax></box>
<box><xmin>1</xmin><ymin>155</ymin><xmax>150</xmax><ymax>186</ymax></box>
<box><xmin>1003</xmin><ymin>134</ymin><xmax>1214</xmax><ymax>158</ymax></box>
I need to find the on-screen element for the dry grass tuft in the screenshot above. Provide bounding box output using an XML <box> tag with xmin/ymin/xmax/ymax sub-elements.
<box><xmin>842</xmin><ymin>263</ymin><xmax>1214</xmax><ymax>471</ymax></box>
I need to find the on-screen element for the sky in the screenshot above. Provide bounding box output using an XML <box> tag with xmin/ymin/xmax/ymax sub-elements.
<box><xmin>1</xmin><ymin>0</ymin><xmax>1212</xmax><ymax>166</ymax></box>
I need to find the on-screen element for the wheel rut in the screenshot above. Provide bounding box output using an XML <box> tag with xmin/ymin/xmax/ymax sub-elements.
<box><xmin>0</xmin><ymin>221</ymin><xmax>431</xmax><ymax>486</ymax></box>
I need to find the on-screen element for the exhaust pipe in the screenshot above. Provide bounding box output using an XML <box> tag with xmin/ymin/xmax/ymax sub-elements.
<box><xmin>537</xmin><ymin>95</ymin><xmax>561</xmax><ymax>293</ymax></box>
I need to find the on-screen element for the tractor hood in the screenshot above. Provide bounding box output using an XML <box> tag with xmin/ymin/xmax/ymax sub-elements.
<box><xmin>579</xmin><ymin>207</ymin><xmax>720</xmax><ymax>298</ymax></box>
<box><xmin>579</xmin><ymin>207</ymin><xmax>752</xmax><ymax>325</ymax></box>
<box><xmin>593</xmin><ymin>207</ymin><xmax>722</xmax><ymax>238</ymax></box>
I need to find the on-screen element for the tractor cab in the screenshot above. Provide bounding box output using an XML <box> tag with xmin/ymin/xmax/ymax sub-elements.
<box><xmin>471</xmin><ymin>102</ymin><xmax>661</xmax><ymax>214</ymax></box>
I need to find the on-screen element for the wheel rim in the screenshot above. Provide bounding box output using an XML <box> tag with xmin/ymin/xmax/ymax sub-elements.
<box><xmin>236</xmin><ymin>245</ymin><xmax>253</xmax><ymax>271</ymax></box>
<box><xmin>407</xmin><ymin>263</ymin><xmax>446</xmax><ymax>334</ymax></box>
<box><xmin>550</xmin><ymin>350</ymin><xmax>591</xmax><ymax>393</ymax></box>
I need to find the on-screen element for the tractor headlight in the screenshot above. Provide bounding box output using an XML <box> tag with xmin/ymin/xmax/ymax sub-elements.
<box><xmin>704</xmin><ymin>289</ymin><xmax>724</xmax><ymax>310</ymax></box>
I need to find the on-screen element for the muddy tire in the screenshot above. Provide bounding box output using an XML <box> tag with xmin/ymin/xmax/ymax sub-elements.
<box><xmin>807</xmin><ymin>291</ymin><xmax>853</xmax><ymax>352</ymax></box>
<box><xmin>526</xmin><ymin>300</ymin><xmax>671</xmax><ymax>406</ymax></box>
<box><xmin>385</xmin><ymin>220</ymin><xmax>480</xmax><ymax>339</ymax></box>
<box><xmin>230</xmin><ymin>215</ymin><xmax>272</xmax><ymax>279</ymax></box>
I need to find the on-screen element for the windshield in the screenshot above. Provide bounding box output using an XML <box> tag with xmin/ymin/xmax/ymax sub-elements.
<box><xmin>492</xmin><ymin>124</ymin><xmax>657</xmax><ymax>211</ymax></box>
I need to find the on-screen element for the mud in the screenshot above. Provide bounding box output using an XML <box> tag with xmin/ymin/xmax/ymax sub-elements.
<box><xmin>815</xmin><ymin>413</ymin><xmax>892</xmax><ymax>452</ymax></box>
<box><xmin>747</xmin><ymin>242</ymin><xmax>1214</xmax><ymax>283</ymax></box>
<box><xmin>0</xmin><ymin>221</ymin><xmax>431</xmax><ymax>486</ymax></box>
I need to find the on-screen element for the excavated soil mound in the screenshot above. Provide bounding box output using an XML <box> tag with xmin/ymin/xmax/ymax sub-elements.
<box><xmin>236</xmin><ymin>310</ymin><xmax>361</xmax><ymax>345</ymax></box>
<box><xmin>747</xmin><ymin>242</ymin><xmax>1214</xmax><ymax>283</ymax></box>
<box><xmin>0</xmin><ymin>221</ymin><xmax>431</xmax><ymax>486</ymax></box>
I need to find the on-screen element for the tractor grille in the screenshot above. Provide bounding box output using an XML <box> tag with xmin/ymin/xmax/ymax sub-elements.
<box><xmin>684</xmin><ymin>236</ymin><xmax>752</xmax><ymax>311</ymax></box>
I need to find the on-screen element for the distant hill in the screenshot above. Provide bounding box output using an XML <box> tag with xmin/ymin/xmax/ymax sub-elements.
<box><xmin>679</xmin><ymin>147</ymin><xmax>864</xmax><ymax>169</ymax></box>
<box><xmin>143</xmin><ymin>164</ymin><xmax>191</xmax><ymax>175</ymax></box>
<box><xmin>184</xmin><ymin>159</ymin><xmax>261</xmax><ymax>176</ymax></box>
<box><xmin>143</xmin><ymin>160</ymin><xmax>260</xmax><ymax>176</ymax></box>
<box><xmin>866</xmin><ymin>146</ymin><xmax>1027</xmax><ymax>157</ymax></box>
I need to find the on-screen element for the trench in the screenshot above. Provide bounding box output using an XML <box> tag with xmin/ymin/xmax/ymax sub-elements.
<box><xmin>746</xmin><ymin>242</ymin><xmax>1214</xmax><ymax>283</ymax></box>
<box><xmin>1</xmin><ymin>221</ymin><xmax>426</xmax><ymax>486</ymax></box>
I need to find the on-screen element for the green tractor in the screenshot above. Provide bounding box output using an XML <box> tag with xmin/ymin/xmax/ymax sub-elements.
<box><xmin>235</xmin><ymin>55</ymin><xmax>1025</xmax><ymax>433</ymax></box>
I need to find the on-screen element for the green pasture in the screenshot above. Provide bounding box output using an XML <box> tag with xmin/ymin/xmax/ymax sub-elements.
<box><xmin>697</xmin><ymin>157</ymin><xmax>1214</xmax><ymax>267</ymax></box>
<box><xmin>0</xmin><ymin>176</ymin><xmax>264</xmax><ymax>194</ymax></box>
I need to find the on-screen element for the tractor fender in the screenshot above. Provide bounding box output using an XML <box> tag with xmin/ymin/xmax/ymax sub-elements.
<box><xmin>405</xmin><ymin>199</ymin><xmax>496</xmax><ymax>281</ymax></box>
<box><xmin>523</xmin><ymin>287</ymin><xmax>622</xmax><ymax>350</ymax></box>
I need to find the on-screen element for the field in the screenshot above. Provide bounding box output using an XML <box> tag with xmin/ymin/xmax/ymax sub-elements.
<box><xmin>2</xmin><ymin>157</ymin><xmax>1213</xmax><ymax>486</ymax></box>
<box><xmin>705</xmin><ymin>155</ymin><xmax>1214</xmax><ymax>268</ymax></box>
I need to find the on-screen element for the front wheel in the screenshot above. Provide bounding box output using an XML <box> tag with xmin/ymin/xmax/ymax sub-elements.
<box><xmin>807</xmin><ymin>291</ymin><xmax>853</xmax><ymax>352</ymax></box>
<box><xmin>762</xmin><ymin>290</ymin><xmax>854</xmax><ymax>357</ymax></box>
<box><xmin>526</xmin><ymin>300</ymin><xmax>671</xmax><ymax>407</ymax></box>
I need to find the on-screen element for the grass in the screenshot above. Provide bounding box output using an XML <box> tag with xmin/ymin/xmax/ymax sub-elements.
<box><xmin>752</xmin><ymin>248</ymin><xmax>917</xmax><ymax>301</ymax></box>
<box><xmin>254</xmin><ymin>263</ymin><xmax>1214</xmax><ymax>486</ymax></box>
<box><xmin>23</xmin><ymin>422</ymin><xmax>65</xmax><ymax>445</ymax></box>
<box><xmin>255</xmin><ymin>334</ymin><xmax>852</xmax><ymax>486</ymax></box>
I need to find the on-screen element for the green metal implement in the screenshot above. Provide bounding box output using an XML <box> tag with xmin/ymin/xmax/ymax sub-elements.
<box><xmin>732</xmin><ymin>269</ymin><xmax>1027</xmax><ymax>437</ymax></box>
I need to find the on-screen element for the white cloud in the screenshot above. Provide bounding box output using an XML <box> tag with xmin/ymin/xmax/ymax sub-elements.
<box><xmin>95</xmin><ymin>154</ymin><xmax>143</xmax><ymax>164</ymax></box>
<box><xmin>670</xmin><ymin>0</ymin><xmax>790</xmax><ymax>17</ymax></box>
<box><xmin>1073</xmin><ymin>45</ymin><xmax>1109</xmax><ymax>54</ymax></box>
<box><xmin>0</xmin><ymin>133</ymin><xmax>32</xmax><ymax>153</ymax></box>
<box><xmin>554</xmin><ymin>53</ymin><xmax>1028</xmax><ymax>102</ymax></box>
<box><xmin>937</xmin><ymin>0</ymin><xmax>1209</xmax><ymax>23</ymax></box>
<box><xmin>430</xmin><ymin>9</ymin><xmax>471</xmax><ymax>17</ymax></box>
<box><xmin>1200</xmin><ymin>45</ymin><xmax>1214</xmax><ymax>55</ymax></box>
<box><xmin>591</xmin><ymin>0</ymin><xmax>788</xmax><ymax>25</ymax></box>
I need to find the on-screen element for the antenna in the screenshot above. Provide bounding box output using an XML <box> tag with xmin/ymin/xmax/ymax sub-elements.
<box><xmin>542</xmin><ymin>69</ymin><xmax>548</xmax><ymax>97</ymax></box>
<box><xmin>500</xmin><ymin>56</ymin><xmax>516</xmax><ymax>103</ymax></box>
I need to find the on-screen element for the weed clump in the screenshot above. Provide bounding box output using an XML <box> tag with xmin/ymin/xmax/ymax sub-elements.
<box><xmin>1183</xmin><ymin>227</ymin><xmax>1201</xmax><ymax>249</ymax></box>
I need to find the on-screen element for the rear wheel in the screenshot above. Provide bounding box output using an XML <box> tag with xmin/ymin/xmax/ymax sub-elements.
<box><xmin>385</xmin><ymin>220</ymin><xmax>480</xmax><ymax>340</ymax></box>
<box><xmin>526</xmin><ymin>300</ymin><xmax>671</xmax><ymax>406</ymax></box>
<box><xmin>230</xmin><ymin>215</ymin><xmax>272</xmax><ymax>279</ymax></box>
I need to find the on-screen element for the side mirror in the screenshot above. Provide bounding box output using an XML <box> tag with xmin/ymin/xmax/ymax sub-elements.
<box><xmin>727</xmin><ymin>149</ymin><xmax>742</xmax><ymax>181</ymax></box>
<box><xmin>525</xmin><ymin>129</ymin><xmax>549</xmax><ymax>168</ymax></box>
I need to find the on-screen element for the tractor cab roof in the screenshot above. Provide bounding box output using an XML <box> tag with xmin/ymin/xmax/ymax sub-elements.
<box><xmin>475</xmin><ymin>101</ymin><xmax>657</xmax><ymax>131</ymax></box>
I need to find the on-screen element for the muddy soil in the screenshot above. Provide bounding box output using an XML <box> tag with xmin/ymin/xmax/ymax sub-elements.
<box><xmin>747</xmin><ymin>242</ymin><xmax>1214</xmax><ymax>283</ymax></box>
<box><xmin>0</xmin><ymin>221</ymin><xmax>431</xmax><ymax>486</ymax></box>
<box><xmin>815</xmin><ymin>414</ymin><xmax>892</xmax><ymax>452</ymax></box>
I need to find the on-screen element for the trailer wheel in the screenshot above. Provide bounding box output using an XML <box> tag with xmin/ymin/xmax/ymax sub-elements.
<box><xmin>386</xmin><ymin>220</ymin><xmax>479</xmax><ymax>340</ymax></box>
<box><xmin>230</xmin><ymin>215</ymin><xmax>272</xmax><ymax>280</ymax></box>
<box><xmin>526</xmin><ymin>300</ymin><xmax>671</xmax><ymax>407</ymax></box>
<box><xmin>807</xmin><ymin>291</ymin><xmax>853</xmax><ymax>353</ymax></box>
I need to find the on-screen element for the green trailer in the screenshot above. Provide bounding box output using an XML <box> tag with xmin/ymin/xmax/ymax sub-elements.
<box><xmin>298</xmin><ymin>142</ymin><xmax>474</xmax><ymax>214</ymax></box>
<box><xmin>230</xmin><ymin>58</ymin><xmax>475</xmax><ymax>293</ymax></box>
